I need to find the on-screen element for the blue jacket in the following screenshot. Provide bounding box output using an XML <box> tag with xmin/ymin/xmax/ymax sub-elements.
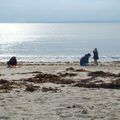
<box><xmin>80</xmin><ymin>54</ymin><xmax>91</xmax><ymax>66</ymax></box>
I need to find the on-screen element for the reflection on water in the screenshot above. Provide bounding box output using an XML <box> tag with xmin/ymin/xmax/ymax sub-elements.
<box><xmin>0</xmin><ymin>23</ymin><xmax>120</xmax><ymax>62</ymax></box>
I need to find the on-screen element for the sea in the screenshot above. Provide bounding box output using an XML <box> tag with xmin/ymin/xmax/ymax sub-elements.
<box><xmin>0</xmin><ymin>23</ymin><xmax>120</xmax><ymax>63</ymax></box>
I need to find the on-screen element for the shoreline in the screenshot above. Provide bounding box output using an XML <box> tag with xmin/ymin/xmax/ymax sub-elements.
<box><xmin>1</xmin><ymin>60</ymin><xmax>120</xmax><ymax>64</ymax></box>
<box><xmin>0</xmin><ymin>54</ymin><xmax>120</xmax><ymax>64</ymax></box>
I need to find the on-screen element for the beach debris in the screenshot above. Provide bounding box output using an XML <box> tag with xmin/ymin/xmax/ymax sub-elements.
<box><xmin>0</xmin><ymin>84</ymin><xmax>12</xmax><ymax>90</ymax></box>
<box><xmin>24</xmin><ymin>72</ymin><xmax>75</xmax><ymax>84</ymax></box>
<box><xmin>111</xmin><ymin>79</ymin><xmax>120</xmax><ymax>85</ymax></box>
<box><xmin>0</xmin><ymin>79</ymin><xmax>10</xmax><ymax>84</ymax></box>
<box><xmin>57</xmin><ymin>72</ymin><xmax>77</xmax><ymax>77</ymax></box>
<box><xmin>0</xmin><ymin>84</ymin><xmax>12</xmax><ymax>91</ymax></box>
<box><xmin>61</xmin><ymin>85</ymin><xmax>65</xmax><ymax>87</ymax></box>
<box><xmin>0</xmin><ymin>79</ymin><xmax>13</xmax><ymax>91</ymax></box>
<box><xmin>41</xmin><ymin>87</ymin><xmax>60</xmax><ymax>93</ymax></box>
<box><xmin>81</xmin><ymin>109</ymin><xmax>88</xmax><ymax>114</ymax></box>
<box><xmin>66</xmin><ymin>104</ymin><xmax>83</xmax><ymax>109</ymax></box>
<box><xmin>66</xmin><ymin>67</ymin><xmax>88</xmax><ymax>72</ymax></box>
<box><xmin>1</xmin><ymin>68</ymin><xmax>120</xmax><ymax>94</ymax></box>
<box><xmin>93</xmin><ymin>80</ymin><xmax>104</xmax><ymax>84</ymax></box>
<box><xmin>29</xmin><ymin>73</ymin><xmax>61</xmax><ymax>83</ymax></box>
<box><xmin>25</xmin><ymin>84</ymin><xmax>39</xmax><ymax>92</ymax></box>
<box><xmin>74</xmin><ymin>81</ymin><xmax>120</xmax><ymax>89</ymax></box>
<box><xmin>66</xmin><ymin>104</ymin><xmax>88</xmax><ymax>114</ymax></box>
<box><xmin>75</xmin><ymin>69</ymin><xmax>89</xmax><ymax>72</ymax></box>
<box><xmin>0</xmin><ymin>74</ymin><xmax>5</xmax><ymax>76</ymax></box>
<box><xmin>0</xmin><ymin>79</ymin><xmax>35</xmax><ymax>92</ymax></box>
<box><xmin>79</xmin><ymin>77</ymin><xmax>93</xmax><ymax>83</ymax></box>
<box><xmin>66</xmin><ymin>67</ymin><xmax>75</xmax><ymax>71</ymax></box>
<box><xmin>58</xmin><ymin>79</ymin><xmax>75</xmax><ymax>84</ymax></box>
<box><xmin>88</xmin><ymin>71</ymin><xmax>120</xmax><ymax>78</ymax></box>
<box><xmin>17</xmin><ymin>71</ymin><xmax>40</xmax><ymax>75</ymax></box>
<box><xmin>0</xmin><ymin>116</ymin><xmax>10</xmax><ymax>120</ymax></box>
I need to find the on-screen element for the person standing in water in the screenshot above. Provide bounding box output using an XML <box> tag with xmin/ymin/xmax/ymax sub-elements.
<box><xmin>93</xmin><ymin>48</ymin><xmax>99</xmax><ymax>65</ymax></box>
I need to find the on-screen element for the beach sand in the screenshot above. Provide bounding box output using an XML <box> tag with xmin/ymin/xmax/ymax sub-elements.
<box><xmin>0</xmin><ymin>61</ymin><xmax>120</xmax><ymax>120</ymax></box>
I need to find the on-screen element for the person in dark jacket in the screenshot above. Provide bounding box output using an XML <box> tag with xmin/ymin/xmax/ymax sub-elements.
<box><xmin>7</xmin><ymin>56</ymin><xmax>17</xmax><ymax>68</ymax></box>
<box><xmin>80</xmin><ymin>53</ymin><xmax>91</xmax><ymax>66</ymax></box>
<box><xmin>93</xmin><ymin>48</ymin><xmax>99</xmax><ymax>65</ymax></box>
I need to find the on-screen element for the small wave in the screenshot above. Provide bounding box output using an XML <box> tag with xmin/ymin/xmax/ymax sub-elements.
<box><xmin>0</xmin><ymin>54</ymin><xmax>120</xmax><ymax>63</ymax></box>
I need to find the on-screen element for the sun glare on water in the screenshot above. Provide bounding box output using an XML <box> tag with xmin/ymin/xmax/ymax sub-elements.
<box><xmin>0</xmin><ymin>23</ymin><xmax>34</xmax><ymax>45</ymax></box>
<box><xmin>0</xmin><ymin>23</ymin><xmax>24</xmax><ymax>34</ymax></box>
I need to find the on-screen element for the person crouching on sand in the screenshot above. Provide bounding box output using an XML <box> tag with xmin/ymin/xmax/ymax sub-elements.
<box><xmin>7</xmin><ymin>56</ymin><xmax>17</xmax><ymax>68</ymax></box>
<box><xmin>93</xmin><ymin>48</ymin><xmax>99</xmax><ymax>65</ymax></box>
<box><xmin>80</xmin><ymin>53</ymin><xmax>91</xmax><ymax>66</ymax></box>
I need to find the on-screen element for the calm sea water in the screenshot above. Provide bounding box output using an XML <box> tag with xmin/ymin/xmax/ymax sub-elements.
<box><xmin>0</xmin><ymin>23</ymin><xmax>120</xmax><ymax>62</ymax></box>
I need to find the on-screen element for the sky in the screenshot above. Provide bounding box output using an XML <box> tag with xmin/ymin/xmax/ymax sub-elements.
<box><xmin>0</xmin><ymin>0</ymin><xmax>120</xmax><ymax>22</ymax></box>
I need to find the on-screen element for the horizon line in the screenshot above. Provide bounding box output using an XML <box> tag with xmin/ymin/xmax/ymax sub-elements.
<box><xmin>0</xmin><ymin>21</ymin><xmax>120</xmax><ymax>23</ymax></box>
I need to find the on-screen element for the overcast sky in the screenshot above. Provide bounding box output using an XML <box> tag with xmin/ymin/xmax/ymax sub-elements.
<box><xmin>0</xmin><ymin>0</ymin><xmax>120</xmax><ymax>22</ymax></box>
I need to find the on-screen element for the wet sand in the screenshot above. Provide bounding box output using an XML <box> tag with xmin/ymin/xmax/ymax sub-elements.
<box><xmin>0</xmin><ymin>61</ymin><xmax>120</xmax><ymax>120</ymax></box>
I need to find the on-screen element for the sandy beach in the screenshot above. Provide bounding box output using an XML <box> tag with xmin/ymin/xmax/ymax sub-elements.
<box><xmin>0</xmin><ymin>61</ymin><xmax>120</xmax><ymax>120</ymax></box>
